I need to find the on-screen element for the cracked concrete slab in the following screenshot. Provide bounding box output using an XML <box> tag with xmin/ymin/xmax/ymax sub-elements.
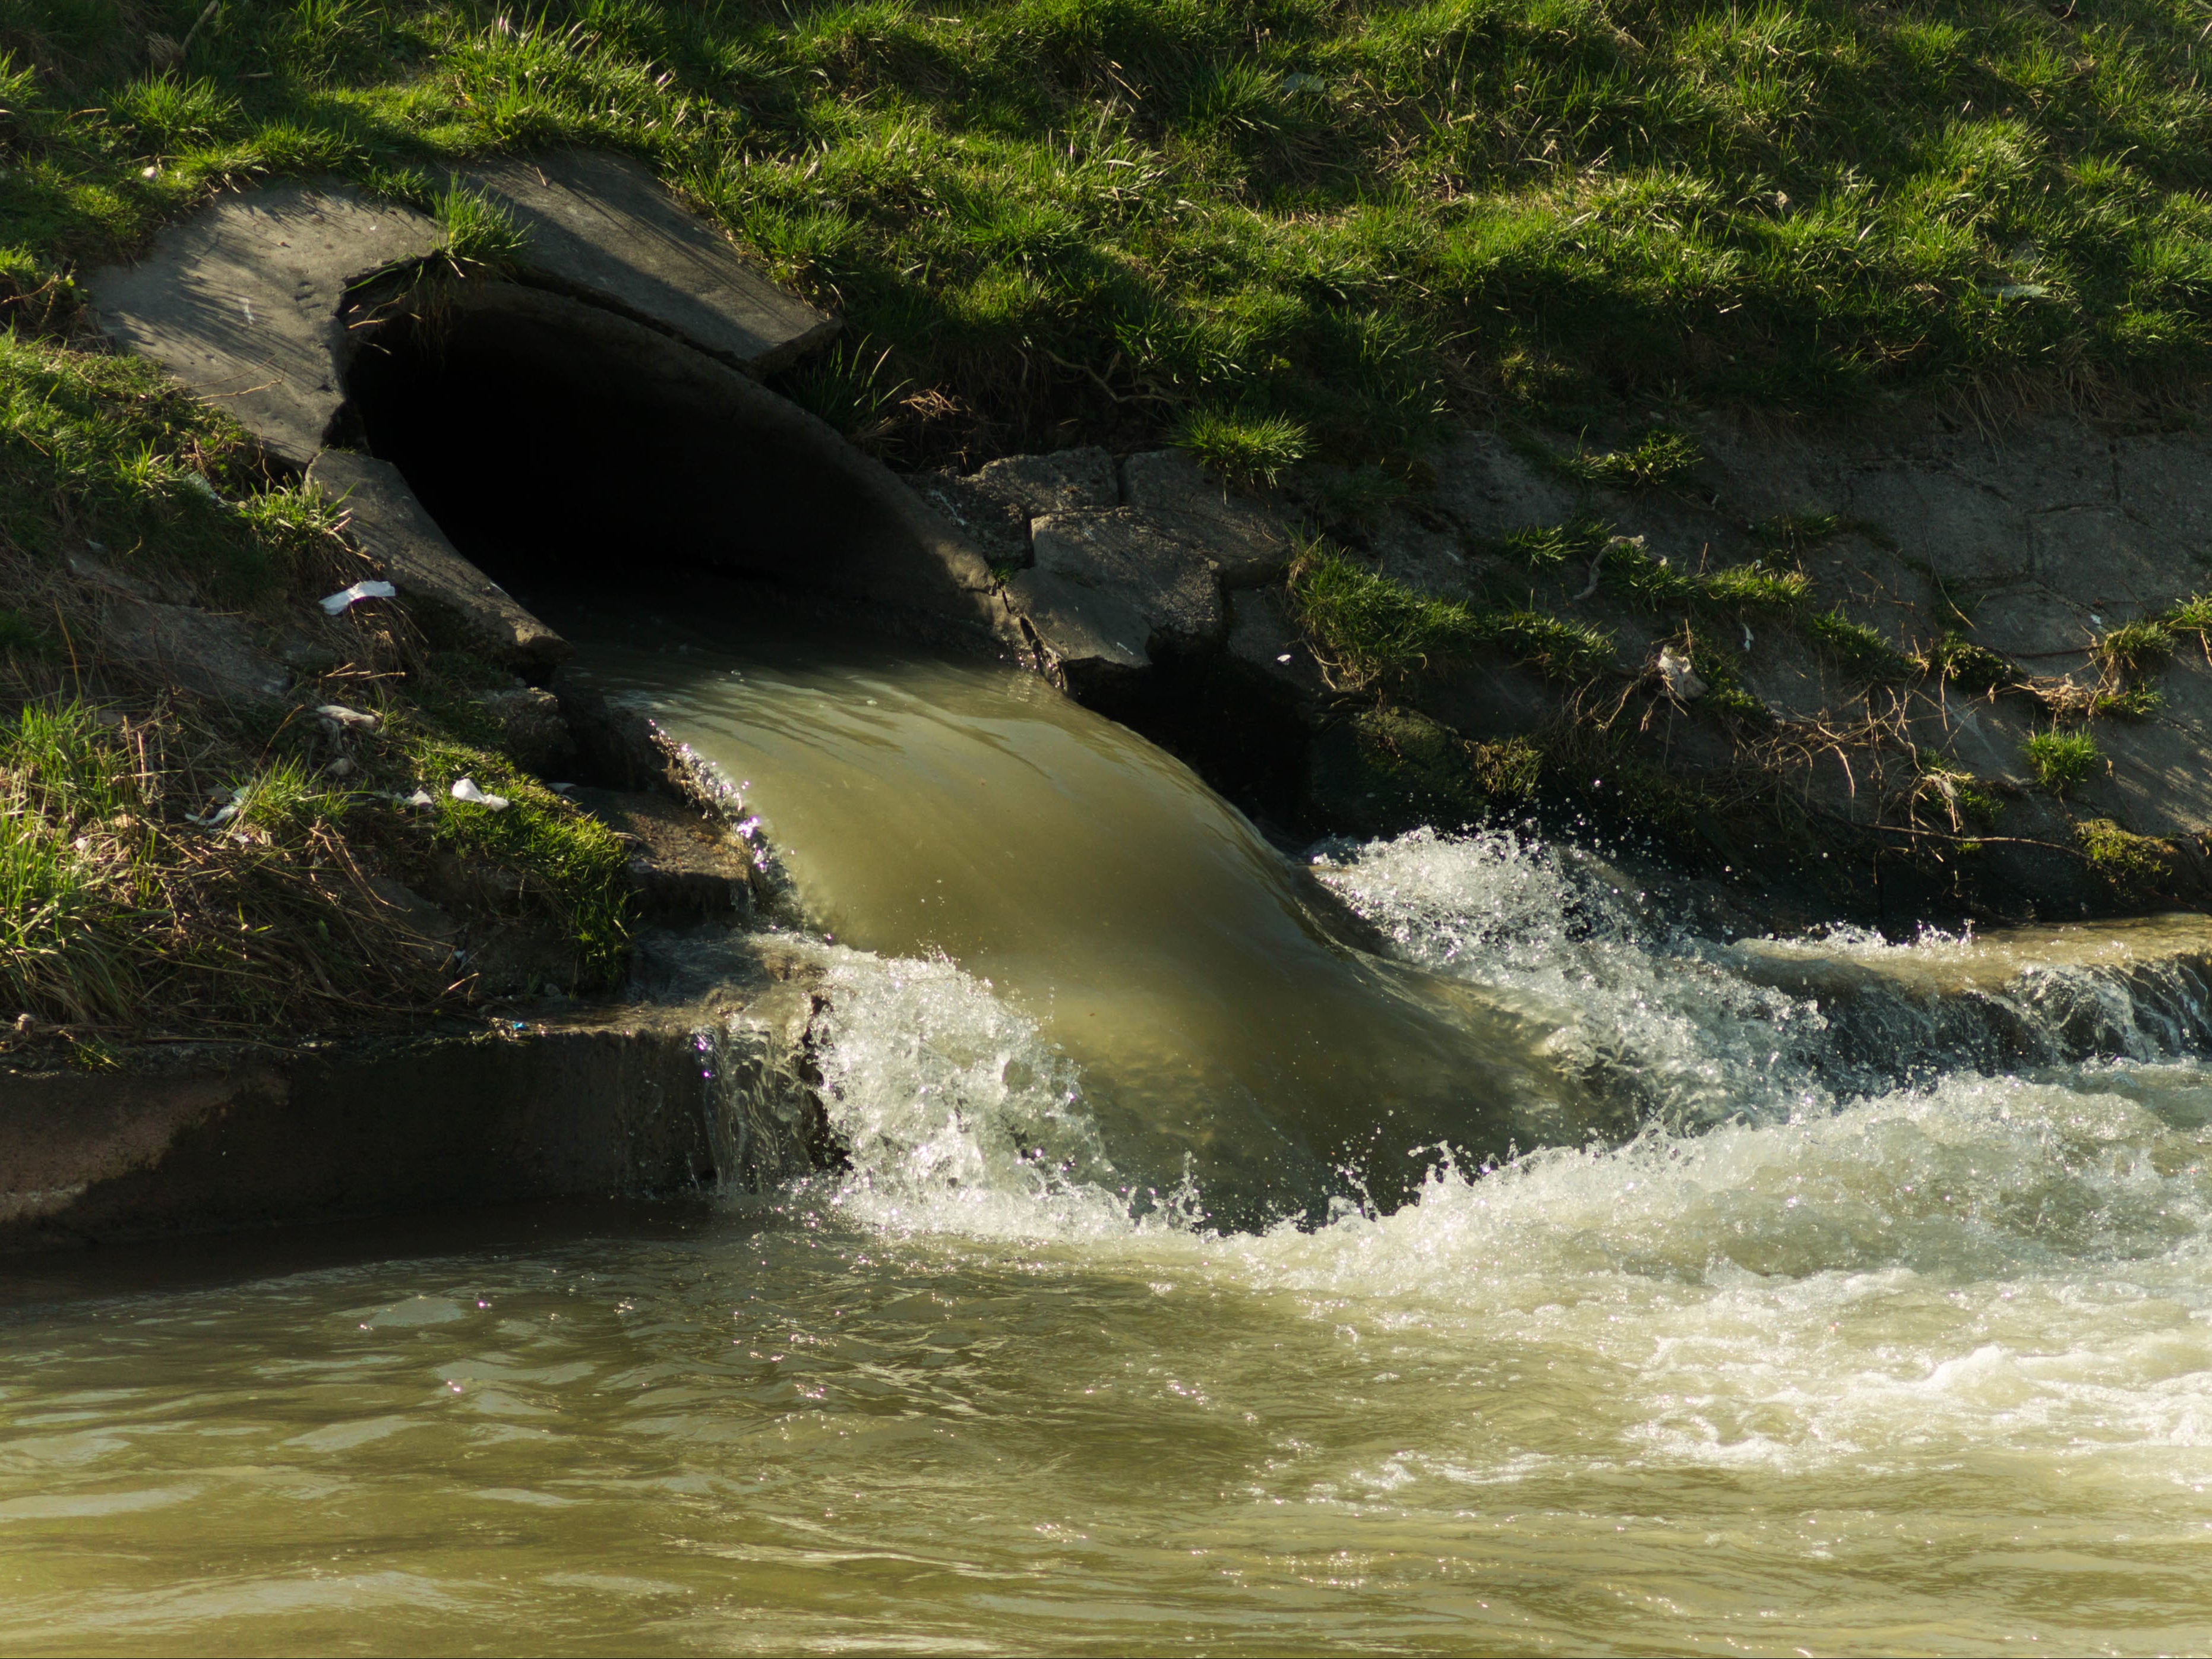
<box><xmin>86</xmin><ymin>157</ymin><xmax>836</xmax><ymax>470</ymax></box>
<box><xmin>1009</xmin><ymin>508</ymin><xmax>1225</xmax><ymax>683</ymax></box>
<box><xmin>87</xmin><ymin>185</ymin><xmax>444</xmax><ymax>465</ymax></box>
<box><xmin>458</xmin><ymin>152</ymin><xmax>836</xmax><ymax>373</ymax></box>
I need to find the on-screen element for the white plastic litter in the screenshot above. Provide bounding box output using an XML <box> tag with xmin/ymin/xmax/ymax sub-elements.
<box><xmin>450</xmin><ymin>778</ymin><xmax>511</xmax><ymax>811</ymax></box>
<box><xmin>393</xmin><ymin>789</ymin><xmax>436</xmax><ymax>809</ymax></box>
<box><xmin>186</xmin><ymin>788</ymin><xmax>246</xmax><ymax>827</ymax></box>
<box><xmin>314</xmin><ymin>703</ymin><xmax>380</xmax><ymax>732</ymax></box>
<box><xmin>1657</xmin><ymin>644</ymin><xmax>1709</xmax><ymax>702</ymax></box>
<box><xmin>319</xmin><ymin>580</ymin><xmax>397</xmax><ymax>615</ymax></box>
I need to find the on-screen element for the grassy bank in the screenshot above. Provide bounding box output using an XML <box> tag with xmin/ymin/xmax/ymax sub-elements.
<box><xmin>7</xmin><ymin>0</ymin><xmax>2212</xmax><ymax>466</ymax></box>
<box><xmin>0</xmin><ymin>329</ymin><xmax>627</xmax><ymax>1050</ymax></box>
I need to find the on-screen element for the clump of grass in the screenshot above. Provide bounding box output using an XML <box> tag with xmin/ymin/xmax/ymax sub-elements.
<box><xmin>2093</xmin><ymin>684</ymin><xmax>2165</xmax><ymax>719</ymax></box>
<box><xmin>1667</xmin><ymin>630</ymin><xmax>1768</xmax><ymax>724</ymax></box>
<box><xmin>1552</xmin><ymin>427</ymin><xmax>1701</xmax><ymax>491</ymax></box>
<box><xmin>1597</xmin><ymin>536</ymin><xmax>1700</xmax><ymax>608</ymax></box>
<box><xmin>1173</xmin><ymin>406</ymin><xmax>1310</xmax><ymax>489</ymax></box>
<box><xmin>1473</xmin><ymin>737</ymin><xmax>1541</xmax><ymax>802</ymax></box>
<box><xmin>1805</xmin><ymin>610</ymin><xmax>1914</xmax><ymax>681</ymax></box>
<box><xmin>228</xmin><ymin>757</ymin><xmax>346</xmax><ymax>839</ymax></box>
<box><xmin>2094</xmin><ymin>618</ymin><xmax>2176</xmax><ymax>676</ymax></box>
<box><xmin>1922</xmin><ymin>631</ymin><xmax>2017</xmax><ymax>695</ymax></box>
<box><xmin>2076</xmin><ymin>817</ymin><xmax>2174</xmax><ymax>897</ymax></box>
<box><xmin>110</xmin><ymin>74</ymin><xmax>236</xmax><ymax>153</ymax></box>
<box><xmin>1915</xmin><ymin>763</ymin><xmax>2006</xmax><ymax>833</ymax></box>
<box><xmin>403</xmin><ymin>734</ymin><xmax>630</xmax><ymax>987</ymax></box>
<box><xmin>2164</xmin><ymin>595</ymin><xmax>2212</xmax><ymax>636</ymax></box>
<box><xmin>1701</xmin><ymin>564</ymin><xmax>1810</xmax><ymax>609</ymax></box>
<box><xmin>1490</xmin><ymin>517</ymin><xmax>1610</xmax><ymax>571</ymax></box>
<box><xmin>1289</xmin><ymin>543</ymin><xmax>1613</xmax><ymax>687</ymax></box>
<box><xmin>435</xmin><ymin>182</ymin><xmax>530</xmax><ymax>271</ymax></box>
<box><xmin>2024</xmin><ymin>729</ymin><xmax>2102</xmax><ymax>797</ymax></box>
<box><xmin>778</xmin><ymin>336</ymin><xmax>911</xmax><ymax>448</ymax></box>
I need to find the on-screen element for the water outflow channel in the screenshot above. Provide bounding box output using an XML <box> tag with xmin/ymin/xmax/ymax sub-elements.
<box><xmin>14</xmin><ymin>612</ymin><xmax>2212</xmax><ymax>1652</ymax></box>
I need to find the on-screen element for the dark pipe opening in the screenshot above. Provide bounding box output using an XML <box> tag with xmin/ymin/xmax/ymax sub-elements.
<box><xmin>340</xmin><ymin>283</ymin><xmax>967</xmax><ymax>627</ymax></box>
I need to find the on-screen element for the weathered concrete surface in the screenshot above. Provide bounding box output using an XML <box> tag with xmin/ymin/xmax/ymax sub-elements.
<box><xmin>573</xmin><ymin>787</ymin><xmax>759</xmax><ymax>920</ymax></box>
<box><xmin>86</xmin><ymin>185</ymin><xmax>443</xmax><ymax>465</ymax></box>
<box><xmin>305</xmin><ymin>449</ymin><xmax>571</xmax><ymax>670</ymax></box>
<box><xmin>1009</xmin><ymin>509</ymin><xmax>1225</xmax><ymax>685</ymax></box>
<box><xmin>970</xmin><ymin>446</ymin><xmax>1117</xmax><ymax>517</ymax></box>
<box><xmin>461</xmin><ymin>152</ymin><xmax>836</xmax><ymax>374</ymax></box>
<box><xmin>0</xmin><ymin>955</ymin><xmax>821</xmax><ymax>1254</ymax></box>
<box><xmin>86</xmin><ymin>162</ymin><xmax>833</xmax><ymax>470</ymax></box>
<box><xmin>1122</xmin><ymin>448</ymin><xmax>1293</xmax><ymax>587</ymax></box>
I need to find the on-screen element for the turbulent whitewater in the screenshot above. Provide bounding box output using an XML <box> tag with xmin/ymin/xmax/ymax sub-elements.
<box><xmin>8</xmin><ymin>620</ymin><xmax>2212</xmax><ymax>1654</ymax></box>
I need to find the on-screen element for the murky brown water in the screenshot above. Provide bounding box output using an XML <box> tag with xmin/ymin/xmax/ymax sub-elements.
<box><xmin>9</xmin><ymin>623</ymin><xmax>2212</xmax><ymax>1654</ymax></box>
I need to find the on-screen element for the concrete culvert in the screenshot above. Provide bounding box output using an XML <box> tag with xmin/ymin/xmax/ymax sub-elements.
<box><xmin>339</xmin><ymin>282</ymin><xmax>1003</xmax><ymax>641</ymax></box>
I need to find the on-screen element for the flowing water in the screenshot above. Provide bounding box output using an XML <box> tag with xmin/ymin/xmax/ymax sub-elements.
<box><xmin>10</xmin><ymin>618</ymin><xmax>2212</xmax><ymax>1654</ymax></box>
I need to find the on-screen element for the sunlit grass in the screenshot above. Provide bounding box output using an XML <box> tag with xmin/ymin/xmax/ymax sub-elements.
<box><xmin>7</xmin><ymin>0</ymin><xmax>2212</xmax><ymax>459</ymax></box>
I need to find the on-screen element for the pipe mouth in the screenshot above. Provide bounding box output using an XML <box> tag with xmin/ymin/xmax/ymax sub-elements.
<box><xmin>340</xmin><ymin>281</ymin><xmax>995</xmax><ymax>637</ymax></box>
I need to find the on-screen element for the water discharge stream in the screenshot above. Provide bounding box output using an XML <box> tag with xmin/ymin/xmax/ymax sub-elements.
<box><xmin>10</xmin><ymin>615</ymin><xmax>2212</xmax><ymax>1654</ymax></box>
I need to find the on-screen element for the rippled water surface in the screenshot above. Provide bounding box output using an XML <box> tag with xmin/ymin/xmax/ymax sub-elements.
<box><xmin>10</xmin><ymin>621</ymin><xmax>2212</xmax><ymax>1654</ymax></box>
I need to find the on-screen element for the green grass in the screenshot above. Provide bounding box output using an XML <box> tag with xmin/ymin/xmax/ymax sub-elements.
<box><xmin>1171</xmin><ymin>405</ymin><xmax>1310</xmax><ymax>488</ymax></box>
<box><xmin>1700</xmin><ymin>564</ymin><xmax>1812</xmax><ymax>608</ymax></box>
<box><xmin>1489</xmin><ymin>516</ymin><xmax>1610</xmax><ymax>572</ymax></box>
<box><xmin>1546</xmin><ymin>426</ymin><xmax>1703</xmax><ymax>491</ymax></box>
<box><xmin>2094</xmin><ymin>617</ymin><xmax>2176</xmax><ymax>675</ymax></box>
<box><xmin>1289</xmin><ymin>542</ymin><xmax>1613</xmax><ymax>687</ymax></box>
<box><xmin>2077</xmin><ymin>816</ymin><xmax>2172</xmax><ymax>895</ymax></box>
<box><xmin>0</xmin><ymin>330</ymin><xmax>345</xmax><ymax>605</ymax></box>
<box><xmin>1923</xmin><ymin>630</ymin><xmax>2017</xmax><ymax>694</ymax></box>
<box><xmin>2024</xmin><ymin>728</ymin><xmax>2102</xmax><ymax>797</ymax></box>
<box><xmin>433</xmin><ymin>178</ymin><xmax>529</xmax><ymax>268</ymax></box>
<box><xmin>402</xmin><ymin>732</ymin><xmax>631</xmax><ymax>986</ymax></box>
<box><xmin>11</xmin><ymin>0</ymin><xmax>2212</xmax><ymax>456</ymax></box>
<box><xmin>1805</xmin><ymin>608</ymin><xmax>1915</xmax><ymax>680</ymax></box>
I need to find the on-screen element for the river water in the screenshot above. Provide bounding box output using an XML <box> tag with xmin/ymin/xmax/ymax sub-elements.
<box><xmin>10</xmin><ymin>620</ymin><xmax>2212</xmax><ymax>1654</ymax></box>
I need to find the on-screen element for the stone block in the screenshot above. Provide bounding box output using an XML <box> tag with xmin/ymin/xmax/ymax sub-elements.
<box><xmin>969</xmin><ymin>447</ymin><xmax>1117</xmax><ymax>517</ymax></box>
<box><xmin>1121</xmin><ymin>450</ymin><xmax>1291</xmax><ymax>586</ymax></box>
<box><xmin>1007</xmin><ymin>508</ymin><xmax>1224</xmax><ymax>681</ymax></box>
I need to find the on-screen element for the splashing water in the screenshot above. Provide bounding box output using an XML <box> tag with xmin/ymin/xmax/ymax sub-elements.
<box><xmin>12</xmin><ymin>623</ymin><xmax>2212</xmax><ymax>1653</ymax></box>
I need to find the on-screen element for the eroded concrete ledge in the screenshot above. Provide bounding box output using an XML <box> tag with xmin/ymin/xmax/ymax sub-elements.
<box><xmin>0</xmin><ymin>943</ymin><xmax>825</xmax><ymax>1254</ymax></box>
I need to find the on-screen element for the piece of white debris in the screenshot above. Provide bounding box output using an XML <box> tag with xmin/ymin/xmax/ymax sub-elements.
<box><xmin>314</xmin><ymin>703</ymin><xmax>380</xmax><ymax>732</ymax></box>
<box><xmin>1276</xmin><ymin>652</ymin><xmax>1294</xmax><ymax>663</ymax></box>
<box><xmin>1741</xmin><ymin>621</ymin><xmax>1755</xmax><ymax>653</ymax></box>
<box><xmin>187</xmin><ymin>789</ymin><xmax>245</xmax><ymax>827</ymax></box>
<box><xmin>393</xmin><ymin>789</ymin><xmax>436</xmax><ymax>809</ymax></box>
<box><xmin>450</xmin><ymin>777</ymin><xmax>511</xmax><ymax>811</ymax></box>
<box><xmin>141</xmin><ymin>165</ymin><xmax>159</xmax><ymax>180</ymax></box>
<box><xmin>1657</xmin><ymin>644</ymin><xmax>1709</xmax><ymax>702</ymax></box>
<box><xmin>320</xmin><ymin>579</ymin><xmax>398</xmax><ymax>615</ymax></box>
